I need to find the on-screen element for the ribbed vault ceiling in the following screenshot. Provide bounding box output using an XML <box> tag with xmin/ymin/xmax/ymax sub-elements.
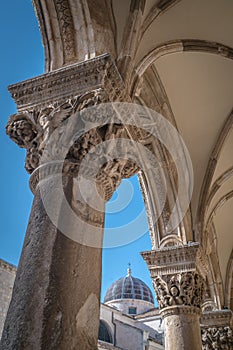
<box><xmin>130</xmin><ymin>0</ymin><xmax>233</xmax><ymax>307</ymax></box>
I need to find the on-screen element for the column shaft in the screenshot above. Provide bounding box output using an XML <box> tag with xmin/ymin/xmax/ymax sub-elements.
<box><xmin>162</xmin><ymin>308</ymin><xmax>202</xmax><ymax>350</ymax></box>
<box><xmin>0</xmin><ymin>174</ymin><xmax>104</xmax><ymax>350</ymax></box>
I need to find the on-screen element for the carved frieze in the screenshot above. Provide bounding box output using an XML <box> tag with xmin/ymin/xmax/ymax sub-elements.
<box><xmin>53</xmin><ymin>0</ymin><xmax>76</xmax><ymax>62</ymax></box>
<box><xmin>141</xmin><ymin>242</ymin><xmax>208</xmax><ymax>279</ymax></box>
<box><xmin>8</xmin><ymin>54</ymin><xmax>125</xmax><ymax>112</ymax></box>
<box><xmin>201</xmin><ymin>326</ymin><xmax>233</xmax><ymax>350</ymax></box>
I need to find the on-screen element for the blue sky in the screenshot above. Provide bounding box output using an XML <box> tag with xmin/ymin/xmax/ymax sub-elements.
<box><xmin>0</xmin><ymin>0</ymin><xmax>155</xmax><ymax>303</ymax></box>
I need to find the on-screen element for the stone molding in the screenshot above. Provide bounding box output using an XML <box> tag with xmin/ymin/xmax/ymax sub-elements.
<box><xmin>8</xmin><ymin>54</ymin><xmax>124</xmax><ymax>112</ymax></box>
<box><xmin>141</xmin><ymin>242</ymin><xmax>208</xmax><ymax>279</ymax></box>
<box><xmin>201</xmin><ymin>310</ymin><xmax>232</xmax><ymax>328</ymax></box>
<box><xmin>135</xmin><ymin>40</ymin><xmax>233</xmax><ymax>82</ymax></box>
<box><xmin>201</xmin><ymin>299</ymin><xmax>218</xmax><ymax>312</ymax></box>
<box><xmin>98</xmin><ymin>340</ymin><xmax>121</xmax><ymax>350</ymax></box>
<box><xmin>160</xmin><ymin>305</ymin><xmax>201</xmax><ymax>318</ymax></box>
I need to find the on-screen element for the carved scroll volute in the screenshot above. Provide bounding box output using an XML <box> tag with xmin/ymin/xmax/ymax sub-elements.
<box><xmin>6</xmin><ymin>110</ymin><xmax>49</xmax><ymax>173</ymax></box>
<box><xmin>6</xmin><ymin>113</ymin><xmax>42</xmax><ymax>173</ymax></box>
<box><xmin>6</xmin><ymin>113</ymin><xmax>37</xmax><ymax>149</ymax></box>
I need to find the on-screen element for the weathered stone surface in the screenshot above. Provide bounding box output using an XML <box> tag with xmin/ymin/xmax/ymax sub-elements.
<box><xmin>0</xmin><ymin>260</ymin><xmax>16</xmax><ymax>338</ymax></box>
<box><xmin>162</xmin><ymin>308</ymin><xmax>202</xmax><ymax>350</ymax></box>
<box><xmin>0</xmin><ymin>175</ymin><xmax>103</xmax><ymax>350</ymax></box>
<box><xmin>201</xmin><ymin>310</ymin><xmax>233</xmax><ymax>350</ymax></box>
<box><xmin>201</xmin><ymin>326</ymin><xmax>233</xmax><ymax>350</ymax></box>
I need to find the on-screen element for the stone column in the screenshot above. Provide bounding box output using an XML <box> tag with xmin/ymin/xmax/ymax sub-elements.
<box><xmin>141</xmin><ymin>243</ymin><xmax>207</xmax><ymax>350</ymax></box>
<box><xmin>1</xmin><ymin>166</ymin><xmax>104</xmax><ymax>350</ymax></box>
<box><xmin>0</xmin><ymin>54</ymin><xmax>126</xmax><ymax>350</ymax></box>
<box><xmin>201</xmin><ymin>309</ymin><xmax>233</xmax><ymax>349</ymax></box>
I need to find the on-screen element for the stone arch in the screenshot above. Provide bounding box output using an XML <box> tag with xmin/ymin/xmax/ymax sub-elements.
<box><xmin>98</xmin><ymin>319</ymin><xmax>113</xmax><ymax>344</ymax></box>
<box><xmin>130</xmin><ymin>39</ymin><xmax>233</xmax><ymax>96</ymax></box>
<box><xmin>33</xmin><ymin>0</ymin><xmax>116</xmax><ymax>71</ymax></box>
<box><xmin>197</xmin><ymin>111</ymin><xmax>233</xmax><ymax>236</ymax></box>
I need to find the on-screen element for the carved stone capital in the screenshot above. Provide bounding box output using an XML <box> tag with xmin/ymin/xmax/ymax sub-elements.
<box><xmin>6</xmin><ymin>94</ymin><xmax>106</xmax><ymax>173</ymax></box>
<box><xmin>141</xmin><ymin>243</ymin><xmax>208</xmax><ymax>314</ymax></box>
<box><xmin>6</xmin><ymin>55</ymin><xmax>129</xmax><ymax>177</ymax></box>
<box><xmin>152</xmin><ymin>271</ymin><xmax>205</xmax><ymax>311</ymax></box>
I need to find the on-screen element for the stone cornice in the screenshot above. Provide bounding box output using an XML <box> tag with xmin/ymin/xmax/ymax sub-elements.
<box><xmin>201</xmin><ymin>310</ymin><xmax>232</xmax><ymax>328</ymax></box>
<box><xmin>8</xmin><ymin>54</ymin><xmax>125</xmax><ymax>112</ymax></box>
<box><xmin>98</xmin><ymin>340</ymin><xmax>121</xmax><ymax>350</ymax></box>
<box><xmin>141</xmin><ymin>243</ymin><xmax>208</xmax><ymax>278</ymax></box>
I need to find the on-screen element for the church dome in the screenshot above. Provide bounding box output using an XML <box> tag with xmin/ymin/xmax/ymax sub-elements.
<box><xmin>104</xmin><ymin>267</ymin><xmax>154</xmax><ymax>305</ymax></box>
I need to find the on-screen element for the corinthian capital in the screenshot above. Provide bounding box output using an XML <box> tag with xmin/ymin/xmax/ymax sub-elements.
<box><xmin>153</xmin><ymin>271</ymin><xmax>205</xmax><ymax>310</ymax></box>
<box><xmin>6</xmin><ymin>100</ymin><xmax>78</xmax><ymax>173</ymax></box>
<box><xmin>141</xmin><ymin>243</ymin><xmax>208</xmax><ymax>313</ymax></box>
<box><xmin>6</xmin><ymin>55</ymin><xmax>126</xmax><ymax>176</ymax></box>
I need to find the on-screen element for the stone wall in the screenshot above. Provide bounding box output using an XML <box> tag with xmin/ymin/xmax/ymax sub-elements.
<box><xmin>0</xmin><ymin>259</ymin><xmax>16</xmax><ymax>337</ymax></box>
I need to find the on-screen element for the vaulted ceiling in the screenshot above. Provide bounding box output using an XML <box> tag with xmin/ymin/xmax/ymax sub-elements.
<box><xmin>116</xmin><ymin>0</ymin><xmax>233</xmax><ymax>309</ymax></box>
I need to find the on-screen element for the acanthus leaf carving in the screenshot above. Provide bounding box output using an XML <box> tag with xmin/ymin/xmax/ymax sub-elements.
<box><xmin>6</xmin><ymin>91</ymin><xmax>109</xmax><ymax>174</ymax></box>
<box><xmin>153</xmin><ymin>271</ymin><xmax>205</xmax><ymax>310</ymax></box>
<box><xmin>6</xmin><ymin>113</ymin><xmax>38</xmax><ymax>148</ymax></box>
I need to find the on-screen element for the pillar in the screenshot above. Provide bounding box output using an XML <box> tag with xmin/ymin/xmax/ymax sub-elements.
<box><xmin>1</xmin><ymin>168</ymin><xmax>104</xmax><ymax>350</ymax></box>
<box><xmin>141</xmin><ymin>243</ymin><xmax>207</xmax><ymax>350</ymax></box>
<box><xmin>0</xmin><ymin>54</ymin><xmax>126</xmax><ymax>349</ymax></box>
